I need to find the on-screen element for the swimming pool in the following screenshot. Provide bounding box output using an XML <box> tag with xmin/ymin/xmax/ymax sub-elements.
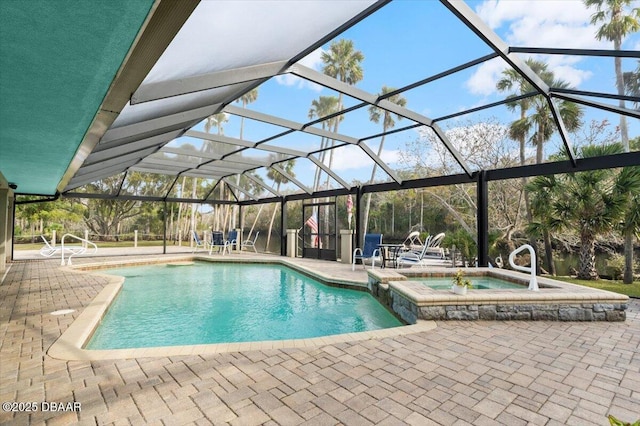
<box><xmin>414</xmin><ymin>276</ymin><xmax>522</xmax><ymax>290</ymax></box>
<box><xmin>87</xmin><ymin>262</ymin><xmax>402</xmax><ymax>349</ymax></box>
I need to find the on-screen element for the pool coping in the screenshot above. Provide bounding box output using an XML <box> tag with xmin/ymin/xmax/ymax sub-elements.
<box><xmin>373</xmin><ymin>267</ymin><xmax>629</xmax><ymax>305</ymax></box>
<box><xmin>48</xmin><ymin>255</ymin><xmax>436</xmax><ymax>361</ymax></box>
<box><xmin>366</xmin><ymin>267</ymin><xmax>629</xmax><ymax>323</ymax></box>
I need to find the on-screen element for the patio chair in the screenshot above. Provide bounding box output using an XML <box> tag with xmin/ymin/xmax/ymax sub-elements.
<box><xmin>192</xmin><ymin>231</ymin><xmax>208</xmax><ymax>253</ymax></box>
<box><xmin>352</xmin><ymin>233</ymin><xmax>383</xmax><ymax>271</ymax></box>
<box><xmin>209</xmin><ymin>231</ymin><xmax>230</xmax><ymax>255</ymax></box>
<box><xmin>242</xmin><ymin>231</ymin><xmax>259</xmax><ymax>253</ymax></box>
<box><xmin>227</xmin><ymin>229</ymin><xmax>238</xmax><ymax>251</ymax></box>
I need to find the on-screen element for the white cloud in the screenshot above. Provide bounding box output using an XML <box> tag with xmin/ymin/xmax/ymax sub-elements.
<box><xmin>468</xmin><ymin>0</ymin><xmax>608</xmax><ymax>96</ymax></box>
<box><xmin>329</xmin><ymin>145</ymin><xmax>401</xmax><ymax>171</ymax></box>
<box><xmin>275</xmin><ymin>48</ymin><xmax>324</xmax><ymax>92</ymax></box>
<box><xmin>466</xmin><ymin>58</ymin><xmax>508</xmax><ymax>96</ymax></box>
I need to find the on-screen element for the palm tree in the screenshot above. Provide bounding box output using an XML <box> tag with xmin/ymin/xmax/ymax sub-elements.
<box><xmin>265</xmin><ymin>156</ymin><xmax>295</xmax><ymax>252</ymax></box>
<box><xmin>363</xmin><ymin>86</ymin><xmax>406</xmax><ymax>234</ymax></box>
<box><xmin>236</xmin><ymin>88</ymin><xmax>258</xmax><ymax>140</ymax></box>
<box><xmin>497</xmin><ymin>60</ymin><xmax>583</xmax><ymax>273</ymax></box>
<box><xmin>586</xmin><ymin>0</ymin><xmax>640</xmax><ymax>283</ymax></box>
<box><xmin>202</xmin><ymin>113</ymin><xmax>229</xmax><ymax>230</ymax></box>
<box><xmin>623</xmin><ymin>60</ymin><xmax>640</xmax><ymax>108</ymax></box>
<box><xmin>527</xmin><ymin>175</ymin><xmax>563</xmax><ymax>275</ymax></box>
<box><xmin>585</xmin><ymin>0</ymin><xmax>640</xmax><ymax>151</ymax></box>
<box><xmin>308</xmin><ymin>96</ymin><xmax>341</xmax><ymax>191</ymax></box>
<box><xmin>232</xmin><ymin>88</ymin><xmax>259</xmax><ymax>229</ymax></box>
<box><xmin>531</xmin><ymin>143</ymin><xmax>640</xmax><ymax>280</ymax></box>
<box><xmin>497</xmin><ymin>59</ymin><xmax>553</xmax><ymax>166</ymax></box>
<box><xmin>528</xmin><ymin>79</ymin><xmax>584</xmax><ymax>164</ymax></box>
<box><xmin>321</xmin><ymin>39</ymin><xmax>364</xmax><ymax>171</ymax></box>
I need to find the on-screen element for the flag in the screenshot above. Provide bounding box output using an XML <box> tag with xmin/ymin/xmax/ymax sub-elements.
<box><xmin>347</xmin><ymin>194</ymin><xmax>353</xmax><ymax>229</ymax></box>
<box><xmin>306</xmin><ymin>213</ymin><xmax>321</xmax><ymax>248</ymax></box>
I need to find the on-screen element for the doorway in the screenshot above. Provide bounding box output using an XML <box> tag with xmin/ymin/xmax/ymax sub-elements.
<box><xmin>302</xmin><ymin>200</ymin><xmax>336</xmax><ymax>260</ymax></box>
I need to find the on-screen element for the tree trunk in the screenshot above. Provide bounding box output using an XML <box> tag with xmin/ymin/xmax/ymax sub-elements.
<box><xmin>266</xmin><ymin>203</ymin><xmax>278</xmax><ymax>252</ymax></box>
<box><xmin>623</xmin><ymin>227</ymin><xmax>634</xmax><ymax>284</ymax></box>
<box><xmin>363</xmin><ymin>134</ymin><xmax>387</xmax><ymax>233</ymax></box>
<box><xmin>542</xmin><ymin>229</ymin><xmax>556</xmax><ymax>276</ymax></box>
<box><xmin>577</xmin><ymin>235</ymin><xmax>599</xmax><ymax>280</ymax></box>
<box><xmin>614</xmin><ymin>47</ymin><xmax>629</xmax><ymax>151</ymax></box>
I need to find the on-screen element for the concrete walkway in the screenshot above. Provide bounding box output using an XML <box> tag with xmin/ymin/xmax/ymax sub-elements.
<box><xmin>1</xmin><ymin>254</ymin><xmax>639</xmax><ymax>425</ymax></box>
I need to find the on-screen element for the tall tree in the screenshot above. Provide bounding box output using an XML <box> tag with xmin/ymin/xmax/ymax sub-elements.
<box><xmin>529</xmin><ymin>143</ymin><xmax>640</xmax><ymax>280</ymax></box>
<box><xmin>308</xmin><ymin>95</ymin><xmax>341</xmax><ymax>191</ymax></box>
<box><xmin>497</xmin><ymin>60</ymin><xmax>583</xmax><ymax>273</ymax></box>
<box><xmin>585</xmin><ymin>0</ymin><xmax>640</xmax><ymax>283</ymax></box>
<box><xmin>236</xmin><ymin>88</ymin><xmax>258</xmax><ymax>140</ymax></box>
<box><xmin>623</xmin><ymin>60</ymin><xmax>640</xmax><ymax>108</ymax></box>
<box><xmin>363</xmin><ymin>86</ymin><xmax>406</xmax><ymax>234</ymax></box>
<box><xmin>585</xmin><ymin>0</ymin><xmax>640</xmax><ymax>151</ymax></box>
<box><xmin>497</xmin><ymin>59</ymin><xmax>553</xmax><ymax>166</ymax></box>
<box><xmin>203</xmin><ymin>113</ymin><xmax>229</xmax><ymax>232</ymax></box>
<box><xmin>233</xmin><ymin>88</ymin><xmax>259</xmax><ymax>229</ymax></box>
<box><xmin>265</xmin><ymin>156</ymin><xmax>295</xmax><ymax>252</ymax></box>
<box><xmin>321</xmin><ymin>39</ymin><xmax>364</xmax><ymax>172</ymax></box>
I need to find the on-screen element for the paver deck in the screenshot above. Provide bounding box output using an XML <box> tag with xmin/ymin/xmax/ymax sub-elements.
<box><xmin>1</xmin><ymin>252</ymin><xmax>639</xmax><ymax>425</ymax></box>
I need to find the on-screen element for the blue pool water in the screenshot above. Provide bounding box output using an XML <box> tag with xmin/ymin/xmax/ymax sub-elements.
<box><xmin>87</xmin><ymin>262</ymin><xmax>402</xmax><ymax>349</ymax></box>
<box><xmin>415</xmin><ymin>276</ymin><xmax>523</xmax><ymax>290</ymax></box>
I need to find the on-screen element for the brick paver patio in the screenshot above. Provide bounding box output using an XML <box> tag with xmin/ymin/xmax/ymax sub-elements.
<box><xmin>1</xmin><ymin>256</ymin><xmax>639</xmax><ymax>425</ymax></box>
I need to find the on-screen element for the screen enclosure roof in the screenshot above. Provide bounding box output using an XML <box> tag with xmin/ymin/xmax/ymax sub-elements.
<box><xmin>1</xmin><ymin>0</ymin><xmax>638</xmax><ymax>203</ymax></box>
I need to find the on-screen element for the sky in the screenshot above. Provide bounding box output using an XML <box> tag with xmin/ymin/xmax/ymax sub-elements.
<box><xmin>186</xmin><ymin>0</ymin><xmax>640</xmax><ymax>194</ymax></box>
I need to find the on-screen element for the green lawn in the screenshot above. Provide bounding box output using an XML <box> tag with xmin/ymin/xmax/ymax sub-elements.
<box><xmin>554</xmin><ymin>276</ymin><xmax>640</xmax><ymax>298</ymax></box>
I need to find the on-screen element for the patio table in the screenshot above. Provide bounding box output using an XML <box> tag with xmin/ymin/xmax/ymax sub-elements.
<box><xmin>377</xmin><ymin>243</ymin><xmax>406</xmax><ymax>268</ymax></box>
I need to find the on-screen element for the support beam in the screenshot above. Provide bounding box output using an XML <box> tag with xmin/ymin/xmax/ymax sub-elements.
<box><xmin>357</xmin><ymin>143</ymin><xmax>403</xmax><ymax>184</ymax></box>
<box><xmin>509</xmin><ymin>46</ymin><xmax>640</xmax><ymax>58</ymax></box>
<box><xmin>280</xmin><ymin>197</ymin><xmax>287</xmax><ymax>256</ymax></box>
<box><xmin>476</xmin><ymin>170</ymin><xmax>489</xmax><ymax>267</ymax></box>
<box><xmin>550</xmin><ymin>92</ymin><xmax>640</xmax><ymax>120</ymax></box>
<box><xmin>548</xmin><ymin>99</ymin><xmax>577</xmax><ymax>166</ymax></box>
<box><xmin>132</xmin><ymin>60</ymin><xmax>290</xmax><ymax>104</ymax></box>
<box><xmin>244</xmin><ymin>173</ymin><xmax>281</xmax><ymax>197</ymax></box>
<box><xmin>222</xmin><ymin>178</ymin><xmax>258</xmax><ymax>201</ymax></box>
<box><xmin>550</xmin><ymin>87</ymin><xmax>639</xmax><ymax>104</ymax></box>
<box><xmin>290</xmin><ymin>64</ymin><xmax>473</xmax><ymax>177</ymax></box>
<box><xmin>355</xmin><ymin>187</ymin><xmax>363</xmax><ymax>251</ymax></box>
<box><xmin>224</xmin><ymin>104</ymin><xmax>360</xmax><ymax>145</ymax></box>
<box><xmin>307</xmin><ymin>155</ymin><xmax>350</xmax><ymax>189</ymax></box>
<box><xmin>270</xmin><ymin>164</ymin><xmax>312</xmax><ymax>194</ymax></box>
<box><xmin>101</xmin><ymin>103</ymin><xmax>222</xmax><ymax>145</ymax></box>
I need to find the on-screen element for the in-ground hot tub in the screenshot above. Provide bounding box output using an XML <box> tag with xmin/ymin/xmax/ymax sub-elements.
<box><xmin>367</xmin><ymin>267</ymin><xmax>628</xmax><ymax>323</ymax></box>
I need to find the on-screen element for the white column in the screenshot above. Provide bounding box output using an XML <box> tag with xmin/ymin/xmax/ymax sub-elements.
<box><xmin>236</xmin><ymin>228</ymin><xmax>243</xmax><ymax>251</ymax></box>
<box><xmin>286</xmin><ymin>229</ymin><xmax>297</xmax><ymax>257</ymax></box>
<box><xmin>134</xmin><ymin>230</ymin><xmax>138</xmax><ymax>247</ymax></box>
<box><xmin>340</xmin><ymin>229</ymin><xmax>354</xmax><ymax>264</ymax></box>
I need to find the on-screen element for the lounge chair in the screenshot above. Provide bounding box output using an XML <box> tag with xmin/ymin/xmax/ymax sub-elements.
<box><xmin>242</xmin><ymin>231</ymin><xmax>259</xmax><ymax>253</ymax></box>
<box><xmin>209</xmin><ymin>231</ymin><xmax>230</xmax><ymax>255</ymax></box>
<box><xmin>403</xmin><ymin>231</ymin><xmax>423</xmax><ymax>251</ymax></box>
<box><xmin>39</xmin><ymin>235</ymin><xmax>86</xmax><ymax>258</ymax></box>
<box><xmin>352</xmin><ymin>233</ymin><xmax>383</xmax><ymax>271</ymax></box>
<box><xmin>424</xmin><ymin>232</ymin><xmax>445</xmax><ymax>258</ymax></box>
<box><xmin>192</xmin><ymin>231</ymin><xmax>208</xmax><ymax>253</ymax></box>
<box><xmin>397</xmin><ymin>239</ymin><xmax>449</xmax><ymax>268</ymax></box>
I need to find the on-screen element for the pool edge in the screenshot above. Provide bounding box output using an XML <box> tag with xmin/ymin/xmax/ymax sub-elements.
<box><xmin>49</xmin><ymin>258</ymin><xmax>436</xmax><ymax>361</ymax></box>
